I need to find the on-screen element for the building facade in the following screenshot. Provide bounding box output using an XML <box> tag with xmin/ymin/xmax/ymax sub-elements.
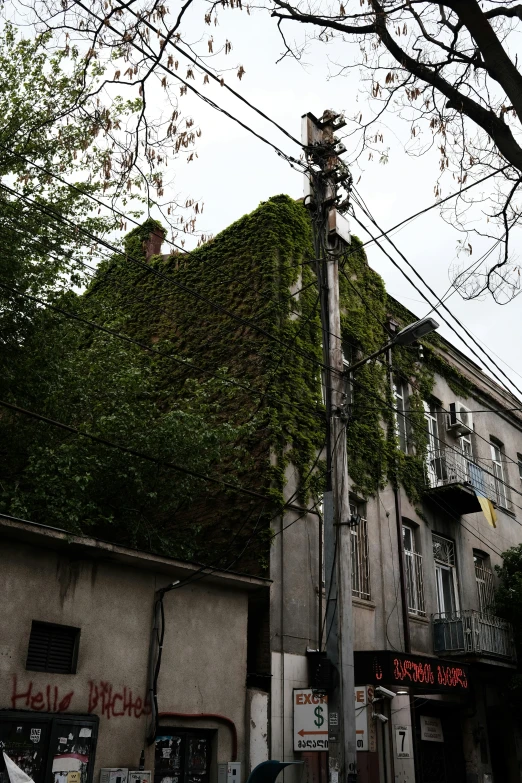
<box><xmin>3</xmin><ymin>197</ymin><xmax>522</xmax><ymax>783</ymax></box>
<box><xmin>269</xmin><ymin>316</ymin><xmax>522</xmax><ymax>783</ymax></box>
<box><xmin>0</xmin><ymin>516</ymin><xmax>270</xmax><ymax>783</ymax></box>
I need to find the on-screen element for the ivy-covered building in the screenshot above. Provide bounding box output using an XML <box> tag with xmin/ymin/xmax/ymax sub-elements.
<box><xmin>93</xmin><ymin>195</ymin><xmax>522</xmax><ymax>783</ymax></box>
<box><xmin>4</xmin><ymin>194</ymin><xmax>522</xmax><ymax>783</ymax></box>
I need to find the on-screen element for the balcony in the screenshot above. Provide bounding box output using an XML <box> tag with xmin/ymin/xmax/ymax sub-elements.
<box><xmin>433</xmin><ymin>610</ymin><xmax>516</xmax><ymax>663</ymax></box>
<box><xmin>423</xmin><ymin>448</ymin><xmax>513</xmax><ymax>516</ymax></box>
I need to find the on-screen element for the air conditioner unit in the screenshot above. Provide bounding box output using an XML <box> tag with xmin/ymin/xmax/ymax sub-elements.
<box><xmin>447</xmin><ymin>402</ymin><xmax>473</xmax><ymax>436</ymax></box>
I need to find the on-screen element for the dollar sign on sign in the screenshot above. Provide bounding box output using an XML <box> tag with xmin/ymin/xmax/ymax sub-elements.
<box><xmin>314</xmin><ymin>705</ymin><xmax>324</xmax><ymax>728</ymax></box>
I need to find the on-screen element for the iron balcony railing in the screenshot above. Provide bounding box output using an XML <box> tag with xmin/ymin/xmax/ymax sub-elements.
<box><xmin>433</xmin><ymin>609</ymin><xmax>516</xmax><ymax>662</ymax></box>
<box><xmin>424</xmin><ymin>448</ymin><xmax>513</xmax><ymax>512</ymax></box>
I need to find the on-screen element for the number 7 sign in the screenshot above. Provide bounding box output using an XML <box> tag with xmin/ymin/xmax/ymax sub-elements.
<box><xmin>395</xmin><ymin>726</ymin><xmax>412</xmax><ymax>759</ymax></box>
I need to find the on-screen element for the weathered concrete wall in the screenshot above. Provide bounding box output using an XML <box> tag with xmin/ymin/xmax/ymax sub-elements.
<box><xmin>0</xmin><ymin>534</ymin><xmax>254</xmax><ymax>781</ymax></box>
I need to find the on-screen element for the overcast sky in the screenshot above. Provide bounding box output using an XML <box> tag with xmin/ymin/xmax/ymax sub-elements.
<box><xmin>151</xmin><ymin>3</ymin><xmax>522</xmax><ymax>399</ymax></box>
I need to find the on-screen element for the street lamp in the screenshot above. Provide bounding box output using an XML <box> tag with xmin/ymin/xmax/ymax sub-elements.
<box><xmin>346</xmin><ymin>316</ymin><xmax>439</xmax><ymax>373</ymax></box>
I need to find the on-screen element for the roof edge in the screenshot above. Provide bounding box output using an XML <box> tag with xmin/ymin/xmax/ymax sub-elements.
<box><xmin>0</xmin><ymin>514</ymin><xmax>270</xmax><ymax>591</ymax></box>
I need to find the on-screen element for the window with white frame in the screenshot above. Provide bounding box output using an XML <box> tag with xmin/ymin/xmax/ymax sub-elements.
<box><xmin>423</xmin><ymin>400</ymin><xmax>441</xmax><ymax>486</ymax></box>
<box><xmin>394</xmin><ymin>381</ymin><xmax>408</xmax><ymax>453</ymax></box>
<box><xmin>403</xmin><ymin>524</ymin><xmax>425</xmax><ymax>616</ymax></box>
<box><xmin>350</xmin><ymin>503</ymin><xmax>370</xmax><ymax>601</ymax></box>
<box><xmin>433</xmin><ymin>534</ymin><xmax>459</xmax><ymax>616</ymax></box>
<box><xmin>517</xmin><ymin>454</ymin><xmax>522</xmax><ymax>488</ymax></box>
<box><xmin>490</xmin><ymin>440</ymin><xmax>509</xmax><ymax>509</ymax></box>
<box><xmin>473</xmin><ymin>551</ymin><xmax>495</xmax><ymax>615</ymax></box>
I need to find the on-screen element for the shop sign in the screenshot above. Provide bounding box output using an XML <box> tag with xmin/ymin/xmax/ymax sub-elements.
<box><xmin>354</xmin><ymin>686</ymin><xmax>368</xmax><ymax>751</ymax></box>
<box><xmin>293</xmin><ymin>689</ymin><xmax>328</xmax><ymax>751</ymax></box>
<box><xmin>354</xmin><ymin>651</ymin><xmax>470</xmax><ymax>694</ymax></box>
<box><xmin>420</xmin><ymin>716</ymin><xmax>444</xmax><ymax>742</ymax></box>
<box><xmin>395</xmin><ymin>726</ymin><xmax>412</xmax><ymax>758</ymax></box>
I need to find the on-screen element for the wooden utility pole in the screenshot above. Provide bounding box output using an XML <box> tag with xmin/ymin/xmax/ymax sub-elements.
<box><xmin>302</xmin><ymin>110</ymin><xmax>357</xmax><ymax>783</ymax></box>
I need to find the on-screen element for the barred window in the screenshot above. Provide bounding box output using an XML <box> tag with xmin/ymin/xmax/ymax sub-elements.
<box><xmin>403</xmin><ymin>524</ymin><xmax>425</xmax><ymax>616</ymax></box>
<box><xmin>350</xmin><ymin>504</ymin><xmax>370</xmax><ymax>601</ymax></box>
<box><xmin>474</xmin><ymin>552</ymin><xmax>495</xmax><ymax>614</ymax></box>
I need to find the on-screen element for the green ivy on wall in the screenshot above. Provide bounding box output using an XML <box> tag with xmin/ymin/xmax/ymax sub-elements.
<box><xmin>78</xmin><ymin>195</ymin><xmax>478</xmax><ymax>569</ymax></box>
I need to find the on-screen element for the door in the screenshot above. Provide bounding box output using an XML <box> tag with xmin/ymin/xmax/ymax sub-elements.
<box><xmin>0</xmin><ymin>712</ymin><xmax>98</xmax><ymax>783</ymax></box>
<box><xmin>0</xmin><ymin>716</ymin><xmax>51</xmax><ymax>783</ymax></box>
<box><xmin>154</xmin><ymin>731</ymin><xmax>212</xmax><ymax>783</ymax></box>
<box><xmin>416</xmin><ymin>707</ymin><xmax>466</xmax><ymax>783</ymax></box>
<box><xmin>435</xmin><ymin>564</ymin><xmax>458</xmax><ymax>616</ymax></box>
<box><xmin>433</xmin><ymin>535</ymin><xmax>459</xmax><ymax>617</ymax></box>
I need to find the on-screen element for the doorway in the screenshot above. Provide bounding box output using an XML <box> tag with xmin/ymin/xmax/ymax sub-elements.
<box><xmin>415</xmin><ymin>706</ymin><xmax>465</xmax><ymax>783</ymax></box>
<box><xmin>154</xmin><ymin>729</ymin><xmax>213</xmax><ymax>783</ymax></box>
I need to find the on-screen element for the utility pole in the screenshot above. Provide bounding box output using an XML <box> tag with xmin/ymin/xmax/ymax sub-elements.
<box><xmin>302</xmin><ymin>111</ymin><xmax>357</xmax><ymax>783</ymax></box>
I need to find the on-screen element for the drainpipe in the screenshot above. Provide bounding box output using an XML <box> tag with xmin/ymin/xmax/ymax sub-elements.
<box><xmin>387</xmin><ymin>339</ymin><xmax>411</xmax><ymax>654</ymax></box>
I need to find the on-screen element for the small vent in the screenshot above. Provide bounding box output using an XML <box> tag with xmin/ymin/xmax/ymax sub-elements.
<box><xmin>26</xmin><ymin>621</ymin><xmax>80</xmax><ymax>674</ymax></box>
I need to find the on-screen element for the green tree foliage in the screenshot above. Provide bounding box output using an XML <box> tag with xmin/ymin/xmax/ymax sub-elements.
<box><xmin>496</xmin><ymin>545</ymin><xmax>522</xmax><ymax>699</ymax></box>
<box><xmin>0</xmin><ymin>24</ymin><xmax>122</xmax><ymax>396</ymax></box>
<box><xmin>0</xmin><ymin>296</ymin><xmax>245</xmax><ymax>557</ymax></box>
<box><xmin>0</xmin><ymin>32</ymin><xmax>248</xmax><ymax>560</ymax></box>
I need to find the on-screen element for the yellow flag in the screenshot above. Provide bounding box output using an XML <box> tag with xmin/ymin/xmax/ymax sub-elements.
<box><xmin>477</xmin><ymin>495</ymin><xmax>497</xmax><ymax>528</ymax></box>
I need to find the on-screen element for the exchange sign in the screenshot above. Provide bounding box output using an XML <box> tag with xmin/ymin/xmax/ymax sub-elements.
<box><xmin>293</xmin><ymin>690</ymin><xmax>328</xmax><ymax>751</ymax></box>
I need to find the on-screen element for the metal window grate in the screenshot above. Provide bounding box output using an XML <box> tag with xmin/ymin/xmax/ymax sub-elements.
<box><xmin>432</xmin><ymin>534</ymin><xmax>455</xmax><ymax>566</ymax></box>
<box><xmin>351</xmin><ymin>517</ymin><xmax>371</xmax><ymax>600</ymax></box>
<box><xmin>26</xmin><ymin>621</ymin><xmax>80</xmax><ymax>674</ymax></box>
<box><xmin>405</xmin><ymin>551</ymin><xmax>426</xmax><ymax>616</ymax></box>
<box><xmin>475</xmin><ymin>562</ymin><xmax>496</xmax><ymax>614</ymax></box>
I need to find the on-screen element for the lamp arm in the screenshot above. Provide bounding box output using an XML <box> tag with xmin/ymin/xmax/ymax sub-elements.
<box><xmin>344</xmin><ymin>341</ymin><xmax>394</xmax><ymax>374</ymax></box>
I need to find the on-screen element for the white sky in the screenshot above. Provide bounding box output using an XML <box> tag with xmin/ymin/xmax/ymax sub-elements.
<box><xmin>148</xmin><ymin>2</ymin><xmax>522</xmax><ymax>398</ymax></box>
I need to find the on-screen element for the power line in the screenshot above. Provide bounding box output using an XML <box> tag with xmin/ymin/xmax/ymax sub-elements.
<box><xmin>0</xmin><ymin>181</ymin><xmax>343</xmax><ymax>380</ymax></box>
<box><xmin>349</xmin><ymin>372</ymin><xmax>522</xmax><ymax>515</ymax></box>
<box><xmin>73</xmin><ymin>0</ymin><xmax>306</xmax><ymax>173</ymax></box>
<box><xmin>351</xmin><ymin>189</ymin><xmax>522</xmax><ymax>401</ymax></box>
<box><xmin>0</xmin><ymin>210</ymin><xmax>323</xmax><ymax>349</ymax></box>
<box><xmin>112</xmin><ymin>0</ymin><xmax>303</xmax><ymax>150</ymax></box>
<box><xmin>0</xmin><ymin>280</ymin><xmax>327</xmax><ymax>421</ymax></box>
<box><xmin>0</xmin><ymin>396</ymin><xmax>320</xmax><ymax>510</ymax></box>
<box><xmin>337</xmin><ymin>254</ymin><xmax>522</xmax><ymax>471</ymax></box>
<box><xmin>0</xmin><ymin>143</ymin><xmax>190</xmax><ymax>256</ymax></box>
<box><xmin>354</xmin><ymin>165</ymin><xmax>510</xmax><ymax>252</ymax></box>
<box><xmin>388</xmin><ymin>360</ymin><xmax>522</xmax><ymax>475</ymax></box>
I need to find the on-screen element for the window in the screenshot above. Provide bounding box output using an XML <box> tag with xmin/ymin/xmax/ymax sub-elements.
<box><xmin>518</xmin><ymin>454</ymin><xmax>522</xmax><ymax>487</ymax></box>
<box><xmin>490</xmin><ymin>440</ymin><xmax>509</xmax><ymax>509</ymax></box>
<box><xmin>424</xmin><ymin>401</ymin><xmax>440</xmax><ymax>486</ymax></box>
<box><xmin>350</xmin><ymin>503</ymin><xmax>370</xmax><ymax>600</ymax></box>
<box><xmin>403</xmin><ymin>524</ymin><xmax>425</xmax><ymax>616</ymax></box>
<box><xmin>433</xmin><ymin>534</ymin><xmax>459</xmax><ymax>616</ymax></box>
<box><xmin>423</xmin><ymin>401</ymin><xmax>439</xmax><ymax>454</ymax></box>
<box><xmin>459</xmin><ymin>431</ymin><xmax>473</xmax><ymax>459</ymax></box>
<box><xmin>26</xmin><ymin>621</ymin><xmax>80</xmax><ymax>674</ymax></box>
<box><xmin>394</xmin><ymin>381</ymin><xmax>408</xmax><ymax>452</ymax></box>
<box><xmin>474</xmin><ymin>551</ymin><xmax>495</xmax><ymax>614</ymax></box>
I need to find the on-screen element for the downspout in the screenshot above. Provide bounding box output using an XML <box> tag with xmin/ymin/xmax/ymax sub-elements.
<box><xmin>387</xmin><ymin>342</ymin><xmax>411</xmax><ymax>654</ymax></box>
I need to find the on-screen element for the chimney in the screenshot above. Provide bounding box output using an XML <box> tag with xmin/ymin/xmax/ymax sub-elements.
<box><xmin>144</xmin><ymin>226</ymin><xmax>166</xmax><ymax>261</ymax></box>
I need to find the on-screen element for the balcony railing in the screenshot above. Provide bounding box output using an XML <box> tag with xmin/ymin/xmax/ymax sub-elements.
<box><xmin>424</xmin><ymin>448</ymin><xmax>513</xmax><ymax>512</ymax></box>
<box><xmin>433</xmin><ymin>610</ymin><xmax>516</xmax><ymax>662</ymax></box>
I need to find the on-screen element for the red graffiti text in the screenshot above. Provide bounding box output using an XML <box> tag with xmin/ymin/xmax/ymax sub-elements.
<box><xmin>11</xmin><ymin>675</ymin><xmax>74</xmax><ymax>712</ymax></box>
<box><xmin>87</xmin><ymin>681</ymin><xmax>151</xmax><ymax>719</ymax></box>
